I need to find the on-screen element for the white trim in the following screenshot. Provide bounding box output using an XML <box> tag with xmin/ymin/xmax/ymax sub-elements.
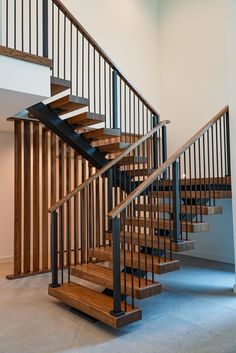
<box><xmin>0</xmin><ymin>255</ymin><xmax>13</xmax><ymax>264</ymax></box>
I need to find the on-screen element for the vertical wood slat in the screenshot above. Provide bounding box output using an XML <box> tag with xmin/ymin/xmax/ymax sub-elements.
<box><xmin>42</xmin><ymin>128</ymin><xmax>49</xmax><ymax>270</ymax></box>
<box><xmin>14</xmin><ymin>121</ymin><xmax>22</xmax><ymax>275</ymax></box>
<box><xmin>33</xmin><ymin>123</ymin><xmax>40</xmax><ymax>272</ymax></box>
<box><xmin>23</xmin><ymin>122</ymin><xmax>31</xmax><ymax>274</ymax></box>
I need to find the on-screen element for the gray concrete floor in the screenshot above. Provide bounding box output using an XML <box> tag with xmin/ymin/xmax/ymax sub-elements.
<box><xmin>0</xmin><ymin>255</ymin><xmax>236</xmax><ymax>353</ymax></box>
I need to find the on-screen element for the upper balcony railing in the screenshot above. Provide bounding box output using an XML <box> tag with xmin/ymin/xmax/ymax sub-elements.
<box><xmin>1</xmin><ymin>0</ymin><xmax>160</xmax><ymax>143</ymax></box>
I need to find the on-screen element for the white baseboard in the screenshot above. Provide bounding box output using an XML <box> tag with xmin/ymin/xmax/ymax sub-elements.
<box><xmin>0</xmin><ymin>255</ymin><xmax>13</xmax><ymax>264</ymax></box>
<box><xmin>183</xmin><ymin>250</ymin><xmax>235</xmax><ymax>265</ymax></box>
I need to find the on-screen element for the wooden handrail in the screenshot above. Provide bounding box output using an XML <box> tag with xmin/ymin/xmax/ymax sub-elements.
<box><xmin>49</xmin><ymin>120</ymin><xmax>170</xmax><ymax>212</ymax></box>
<box><xmin>51</xmin><ymin>0</ymin><xmax>159</xmax><ymax>116</ymax></box>
<box><xmin>108</xmin><ymin>105</ymin><xmax>229</xmax><ymax>219</ymax></box>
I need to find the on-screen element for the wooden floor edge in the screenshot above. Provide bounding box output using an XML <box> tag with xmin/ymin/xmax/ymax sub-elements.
<box><xmin>0</xmin><ymin>45</ymin><xmax>53</xmax><ymax>68</ymax></box>
<box><xmin>6</xmin><ymin>268</ymin><xmax>51</xmax><ymax>280</ymax></box>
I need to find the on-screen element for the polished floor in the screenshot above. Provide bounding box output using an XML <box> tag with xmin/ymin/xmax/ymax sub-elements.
<box><xmin>0</xmin><ymin>255</ymin><xmax>236</xmax><ymax>353</ymax></box>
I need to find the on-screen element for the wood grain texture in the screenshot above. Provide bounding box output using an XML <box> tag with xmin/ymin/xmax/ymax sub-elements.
<box><xmin>14</xmin><ymin>121</ymin><xmax>22</xmax><ymax>275</ymax></box>
<box><xmin>48</xmin><ymin>281</ymin><xmax>142</xmax><ymax>328</ymax></box>
<box><xmin>49</xmin><ymin>121</ymin><xmax>169</xmax><ymax>212</ymax></box>
<box><xmin>51</xmin><ymin>76</ymin><xmax>71</xmax><ymax>96</ymax></box>
<box><xmin>97</xmin><ymin>142</ymin><xmax>130</xmax><ymax>153</ymax></box>
<box><xmin>82</xmin><ymin>128</ymin><xmax>120</xmax><ymax>141</ymax></box>
<box><xmin>0</xmin><ymin>45</ymin><xmax>53</xmax><ymax>67</ymax></box>
<box><xmin>150</xmin><ymin>190</ymin><xmax>232</xmax><ymax>200</ymax></box>
<box><xmin>48</xmin><ymin>95</ymin><xmax>88</xmax><ymax>115</ymax></box>
<box><xmin>71</xmin><ymin>263</ymin><xmax>162</xmax><ymax>299</ymax></box>
<box><xmin>125</xmin><ymin>217</ymin><xmax>209</xmax><ymax>233</ymax></box>
<box><xmin>134</xmin><ymin>204</ymin><xmax>223</xmax><ymax>216</ymax></box>
<box><xmin>33</xmin><ymin>123</ymin><xmax>40</xmax><ymax>272</ymax></box>
<box><xmin>106</xmin><ymin>232</ymin><xmax>195</xmax><ymax>252</ymax></box>
<box><xmin>67</xmin><ymin>112</ymin><xmax>105</xmax><ymax>127</ymax></box>
<box><xmin>89</xmin><ymin>247</ymin><xmax>180</xmax><ymax>275</ymax></box>
<box><xmin>23</xmin><ymin>122</ymin><xmax>31</xmax><ymax>273</ymax></box>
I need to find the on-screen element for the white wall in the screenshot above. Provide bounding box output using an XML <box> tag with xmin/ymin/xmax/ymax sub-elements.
<box><xmin>227</xmin><ymin>0</ymin><xmax>236</xmax><ymax>285</ymax></box>
<box><xmin>159</xmin><ymin>0</ymin><xmax>234</xmax><ymax>265</ymax></box>
<box><xmin>62</xmin><ymin>0</ymin><xmax>160</xmax><ymax>111</ymax></box>
<box><xmin>159</xmin><ymin>0</ymin><xmax>228</xmax><ymax>155</ymax></box>
<box><xmin>0</xmin><ymin>131</ymin><xmax>14</xmax><ymax>262</ymax></box>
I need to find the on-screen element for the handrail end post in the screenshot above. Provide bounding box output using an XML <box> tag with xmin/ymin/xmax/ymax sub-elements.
<box><xmin>42</xmin><ymin>0</ymin><xmax>49</xmax><ymax>58</ymax></box>
<box><xmin>112</xmin><ymin>69</ymin><xmax>118</xmax><ymax>129</ymax></box>
<box><xmin>49</xmin><ymin>211</ymin><xmax>60</xmax><ymax>288</ymax></box>
<box><xmin>226</xmin><ymin>110</ymin><xmax>231</xmax><ymax>176</ymax></box>
<box><xmin>172</xmin><ymin>160</ymin><xmax>180</xmax><ymax>242</ymax></box>
<box><xmin>153</xmin><ymin>114</ymin><xmax>160</xmax><ymax>169</ymax></box>
<box><xmin>110</xmin><ymin>217</ymin><xmax>124</xmax><ymax>317</ymax></box>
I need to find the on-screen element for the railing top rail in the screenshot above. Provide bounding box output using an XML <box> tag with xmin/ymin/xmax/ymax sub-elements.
<box><xmin>108</xmin><ymin>105</ymin><xmax>229</xmax><ymax>219</ymax></box>
<box><xmin>49</xmin><ymin>119</ymin><xmax>170</xmax><ymax>212</ymax></box>
<box><xmin>51</xmin><ymin>0</ymin><xmax>159</xmax><ymax>116</ymax></box>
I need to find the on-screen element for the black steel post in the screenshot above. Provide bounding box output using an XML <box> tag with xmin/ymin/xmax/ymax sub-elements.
<box><xmin>172</xmin><ymin>161</ymin><xmax>180</xmax><ymax>241</ymax></box>
<box><xmin>153</xmin><ymin>114</ymin><xmax>160</xmax><ymax>169</ymax></box>
<box><xmin>42</xmin><ymin>0</ymin><xmax>48</xmax><ymax>58</ymax></box>
<box><xmin>113</xmin><ymin>70</ymin><xmax>118</xmax><ymax>129</ymax></box>
<box><xmin>225</xmin><ymin>110</ymin><xmax>231</xmax><ymax>176</ymax></box>
<box><xmin>162</xmin><ymin>125</ymin><xmax>167</xmax><ymax>179</ymax></box>
<box><xmin>110</xmin><ymin>217</ymin><xmax>124</xmax><ymax>317</ymax></box>
<box><xmin>107</xmin><ymin>168</ymin><xmax>113</xmax><ymax>231</ymax></box>
<box><xmin>50</xmin><ymin>211</ymin><xmax>60</xmax><ymax>288</ymax></box>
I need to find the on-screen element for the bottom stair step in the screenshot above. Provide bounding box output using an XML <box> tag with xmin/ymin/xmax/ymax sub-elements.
<box><xmin>89</xmin><ymin>247</ymin><xmax>180</xmax><ymax>274</ymax></box>
<box><xmin>71</xmin><ymin>263</ymin><xmax>162</xmax><ymax>299</ymax></box>
<box><xmin>49</xmin><ymin>282</ymin><xmax>142</xmax><ymax>328</ymax></box>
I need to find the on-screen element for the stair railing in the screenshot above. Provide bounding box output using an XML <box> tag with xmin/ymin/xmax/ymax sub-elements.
<box><xmin>1</xmin><ymin>0</ymin><xmax>160</xmax><ymax>142</ymax></box>
<box><xmin>49</xmin><ymin>120</ymin><xmax>169</xmax><ymax>317</ymax></box>
<box><xmin>108</xmin><ymin>107</ymin><xmax>231</xmax><ymax>298</ymax></box>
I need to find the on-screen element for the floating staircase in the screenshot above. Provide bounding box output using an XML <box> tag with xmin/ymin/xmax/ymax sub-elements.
<box><xmin>4</xmin><ymin>0</ymin><xmax>232</xmax><ymax>329</ymax></box>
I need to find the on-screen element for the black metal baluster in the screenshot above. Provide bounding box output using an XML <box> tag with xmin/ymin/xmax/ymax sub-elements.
<box><xmin>211</xmin><ymin>126</ymin><xmax>216</xmax><ymax>206</ymax></box>
<box><xmin>50</xmin><ymin>211</ymin><xmax>59</xmax><ymax>288</ymax></box>
<box><xmin>21</xmin><ymin>0</ymin><xmax>24</xmax><ymax>51</ymax></box>
<box><xmin>6</xmin><ymin>0</ymin><xmax>8</xmax><ymax>47</ymax></box>
<box><xmin>93</xmin><ymin>46</ymin><xmax>96</xmax><ymax>113</ymax></box>
<box><xmin>193</xmin><ymin>142</ymin><xmax>197</xmax><ymax>223</ymax></box>
<box><xmin>82</xmin><ymin>35</ymin><xmax>84</xmax><ymax>97</ymax></box>
<box><xmin>226</xmin><ymin>110</ymin><xmax>231</xmax><ymax>176</ymax></box>
<box><xmin>29</xmin><ymin>0</ymin><xmax>31</xmax><ymax>53</ymax></box>
<box><xmin>14</xmin><ymin>0</ymin><xmax>16</xmax><ymax>49</ymax></box>
<box><xmin>64</xmin><ymin>14</ymin><xmax>66</xmax><ymax>79</ymax></box>
<box><xmin>173</xmin><ymin>160</ymin><xmax>180</xmax><ymax>242</ymax></box>
<box><xmin>57</xmin><ymin>9</ymin><xmax>60</xmax><ymax>77</ymax></box>
<box><xmin>43</xmin><ymin>0</ymin><xmax>48</xmax><ymax>57</ymax></box>
<box><xmin>207</xmin><ymin>130</ymin><xmax>211</xmax><ymax>205</ymax></box>
<box><xmin>198</xmin><ymin>138</ymin><xmax>203</xmax><ymax>222</ymax></box>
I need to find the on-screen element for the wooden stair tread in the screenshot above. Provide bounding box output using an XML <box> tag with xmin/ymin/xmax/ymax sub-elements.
<box><xmin>89</xmin><ymin>247</ymin><xmax>180</xmax><ymax>274</ymax></box>
<box><xmin>67</xmin><ymin>112</ymin><xmax>105</xmax><ymax>127</ymax></box>
<box><xmin>51</xmin><ymin>76</ymin><xmax>71</xmax><ymax>96</ymax></box>
<box><xmin>125</xmin><ymin>217</ymin><xmax>209</xmax><ymax>233</ymax></box>
<box><xmin>97</xmin><ymin>142</ymin><xmax>130</xmax><ymax>153</ymax></box>
<box><xmin>71</xmin><ymin>263</ymin><xmax>162</xmax><ymax>299</ymax></box>
<box><xmin>150</xmin><ymin>190</ymin><xmax>232</xmax><ymax>199</ymax></box>
<box><xmin>48</xmin><ymin>94</ymin><xmax>89</xmax><ymax>114</ymax></box>
<box><xmin>134</xmin><ymin>204</ymin><xmax>223</xmax><ymax>216</ymax></box>
<box><xmin>117</xmin><ymin>156</ymin><xmax>148</xmax><ymax>165</ymax></box>
<box><xmin>106</xmin><ymin>232</ymin><xmax>195</xmax><ymax>252</ymax></box>
<box><xmin>157</xmin><ymin>176</ymin><xmax>231</xmax><ymax>187</ymax></box>
<box><xmin>49</xmin><ymin>282</ymin><xmax>141</xmax><ymax>328</ymax></box>
<box><xmin>82</xmin><ymin>128</ymin><xmax>120</xmax><ymax>141</ymax></box>
<box><xmin>127</xmin><ymin>168</ymin><xmax>154</xmax><ymax>176</ymax></box>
